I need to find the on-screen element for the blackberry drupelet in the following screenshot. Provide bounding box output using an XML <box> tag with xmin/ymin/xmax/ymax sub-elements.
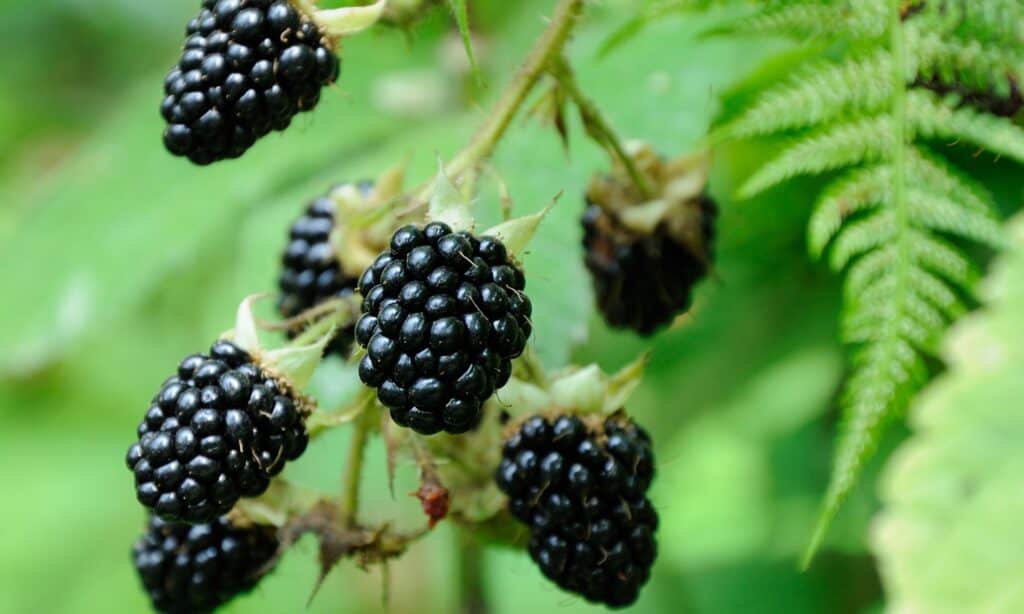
<box><xmin>161</xmin><ymin>0</ymin><xmax>341</xmax><ymax>165</ymax></box>
<box><xmin>496</xmin><ymin>414</ymin><xmax>658</xmax><ymax>608</ymax></box>
<box><xmin>126</xmin><ymin>340</ymin><xmax>309</xmax><ymax>523</ymax></box>
<box><xmin>355</xmin><ymin>222</ymin><xmax>533</xmax><ymax>435</ymax></box>
<box><xmin>277</xmin><ymin>184</ymin><xmax>366</xmax><ymax>356</ymax></box>
<box><xmin>582</xmin><ymin>192</ymin><xmax>717</xmax><ymax>336</ymax></box>
<box><xmin>133</xmin><ymin>515</ymin><xmax>278</xmax><ymax>613</ymax></box>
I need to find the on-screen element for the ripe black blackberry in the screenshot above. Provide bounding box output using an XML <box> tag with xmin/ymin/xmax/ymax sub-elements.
<box><xmin>161</xmin><ymin>0</ymin><xmax>340</xmax><ymax>165</ymax></box>
<box><xmin>133</xmin><ymin>515</ymin><xmax>278</xmax><ymax>613</ymax></box>
<box><xmin>355</xmin><ymin>222</ymin><xmax>533</xmax><ymax>435</ymax></box>
<box><xmin>126</xmin><ymin>340</ymin><xmax>310</xmax><ymax>523</ymax></box>
<box><xmin>496</xmin><ymin>414</ymin><xmax>658</xmax><ymax>608</ymax></box>
<box><xmin>582</xmin><ymin>166</ymin><xmax>717</xmax><ymax>336</ymax></box>
<box><xmin>277</xmin><ymin>184</ymin><xmax>367</xmax><ymax>356</ymax></box>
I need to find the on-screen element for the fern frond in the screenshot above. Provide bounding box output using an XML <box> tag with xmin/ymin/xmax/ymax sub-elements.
<box><xmin>845</xmin><ymin>245</ymin><xmax>896</xmax><ymax>294</ymax></box>
<box><xmin>806</xmin><ymin>333</ymin><xmax>928</xmax><ymax>564</ymax></box>
<box><xmin>829</xmin><ymin>210</ymin><xmax>897</xmax><ymax>269</ymax></box>
<box><xmin>908</xmin><ymin>25</ymin><xmax>1023</xmax><ymax>97</ymax></box>
<box><xmin>909</xmin><ymin>90</ymin><xmax>1024</xmax><ymax>161</ymax></box>
<box><xmin>706</xmin><ymin>0</ymin><xmax>1017</xmax><ymax>564</ymax></box>
<box><xmin>906</xmin><ymin>189</ymin><xmax>1006</xmax><ymax>248</ymax></box>
<box><xmin>704</xmin><ymin>0</ymin><xmax>887</xmax><ymax>39</ymax></box>
<box><xmin>738</xmin><ymin>115</ymin><xmax>893</xmax><ymax>197</ymax></box>
<box><xmin>905</xmin><ymin>146</ymin><xmax>993</xmax><ymax>213</ymax></box>
<box><xmin>906</xmin><ymin>230</ymin><xmax>979</xmax><ymax>288</ymax></box>
<box><xmin>808</xmin><ymin>164</ymin><xmax>891</xmax><ymax>257</ymax></box>
<box><xmin>906</xmin><ymin>267</ymin><xmax>965</xmax><ymax>319</ymax></box>
<box><xmin>915</xmin><ymin>0</ymin><xmax>1024</xmax><ymax>48</ymax></box>
<box><xmin>717</xmin><ymin>49</ymin><xmax>894</xmax><ymax>140</ymax></box>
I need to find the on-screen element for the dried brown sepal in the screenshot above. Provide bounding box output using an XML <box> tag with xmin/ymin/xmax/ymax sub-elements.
<box><xmin>267</xmin><ymin>500</ymin><xmax>428</xmax><ymax>605</ymax></box>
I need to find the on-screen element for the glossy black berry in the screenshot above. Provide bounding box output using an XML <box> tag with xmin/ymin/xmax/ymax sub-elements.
<box><xmin>496</xmin><ymin>414</ymin><xmax>658</xmax><ymax>608</ymax></box>
<box><xmin>126</xmin><ymin>340</ymin><xmax>309</xmax><ymax>523</ymax></box>
<box><xmin>132</xmin><ymin>515</ymin><xmax>278</xmax><ymax>613</ymax></box>
<box><xmin>162</xmin><ymin>0</ymin><xmax>341</xmax><ymax>165</ymax></box>
<box><xmin>277</xmin><ymin>183</ymin><xmax>368</xmax><ymax>356</ymax></box>
<box><xmin>582</xmin><ymin>192</ymin><xmax>716</xmax><ymax>336</ymax></box>
<box><xmin>355</xmin><ymin>223</ymin><xmax>532</xmax><ymax>435</ymax></box>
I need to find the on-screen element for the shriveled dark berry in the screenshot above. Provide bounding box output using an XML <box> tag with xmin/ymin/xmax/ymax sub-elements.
<box><xmin>496</xmin><ymin>413</ymin><xmax>658</xmax><ymax>608</ymax></box>
<box><xmin>126</xmin><ymin>340</ymin><xmax>309</xmax><ymax>523</ymax></box>
<box><xmin>162</xmin><ymin>0</ymin><xmax>341</xmax><ymax>164</ymax></box>
<box><xmin>582</xmin><ymin>191</ymin><xmax>716</xmax><ymax>336</ymax></box>
<box><xmin>132</xmin><ymin>515</ymin><xmax>278</xmax><ymax>613</ymax></box>
<box><xmin>355</xmin><ymin>223</ymin><xmax>532</xmax><ymax>435</ymax></box>
<box><xmin>277</xmin><ymin>183</ymin><xmax>369</xmax><ymax>356</ymax></box>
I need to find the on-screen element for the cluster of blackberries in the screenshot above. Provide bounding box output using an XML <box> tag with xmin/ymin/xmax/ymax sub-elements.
<box><xmin>162</xmin><ymin>0</ymin><xmax>340</xmax><ymax>164</ymax></box>
<box><xmin>496</xmin><ymin>414</ymin><xmax>658</xmax><ymax>608</ymax></box>
<box><xmin>582</xmin><ymin>193</ymin><xmax>717</xmax><ymax>336</ymax></box>
<box><xmin>277</xmin><ymin>185</ymin><xmax>366</xmax><ymax>356</ymax></box>
<box><xmin>355</xmin><ymin>223</ymin><xmax>532</xmax><ymax>435</ymax></box>
<box><xmin>126</xmin><ymin>340</ymin><xmax>309</xmax><ymax>524</ymax></box>
<box><xmin>133</xmin><ymin>515</ymin><xmax>278</xmax><ymax>613</ymax></box>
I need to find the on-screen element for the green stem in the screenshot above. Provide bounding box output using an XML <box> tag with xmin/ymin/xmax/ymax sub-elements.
<box><xmin>549</xmin><ymin>55</ymin><xmax>654</xmax><ymax>200</ymax></box>
<box><xmin>455</xmin><ymin>530</ymin><xmax>488</xmax><ymax>614</ymax></box>
<box><xmin>339</xmin><ymin>409</ymin><xmax>372</xmax><ymax>528</ymax></box>
<box><xmin>413</xmin><ymin>0</ymin><xmax>585</xmax><ymax>203</ymax></box>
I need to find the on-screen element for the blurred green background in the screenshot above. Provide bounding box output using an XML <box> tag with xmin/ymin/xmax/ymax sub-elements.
<box><xmin>5</xmin><ymin>1</ymin><xmax>989</xmax><ymax>612</ymax></box>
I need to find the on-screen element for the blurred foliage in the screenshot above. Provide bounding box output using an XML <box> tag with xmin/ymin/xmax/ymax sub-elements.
<box><xmin>873</xmin><ymin>216</ymin><xmax>1024</xmax><ymax>614</ymax></box>
<box><xmin>1</xmin><ymin>1</ymin><xmax>1015</xmax><ymax>613</ymax></box>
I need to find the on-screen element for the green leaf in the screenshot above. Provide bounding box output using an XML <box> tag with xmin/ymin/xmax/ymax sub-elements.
<box><xmin>873</xmin><ymin>216</ymin><xmax>1024</xmax><ymax>613</ymax></box>
<box><xmin>447</xmin><ymin>0</ymin><xmax>480</xmax><ymax>81</ymax></box>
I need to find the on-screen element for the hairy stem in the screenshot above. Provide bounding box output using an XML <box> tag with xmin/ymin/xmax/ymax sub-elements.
<box><xmin>456</xmin><ymin>530</ymin><xmax>489</xmax><ymax>614</ymax></box>
<box><xmin>549</xmin><ymin>55</ymin><xmax>654</xmax><ymax>199</ymax></box>
<box><xmin>339</xmin><ymin>409</ymin><xmax>372</xmax><ymax>528</ymax></box>
<box><xmin>413</xmin><ymin>0</ymin><xmax>585</xmax><ymax>203</ymax></box>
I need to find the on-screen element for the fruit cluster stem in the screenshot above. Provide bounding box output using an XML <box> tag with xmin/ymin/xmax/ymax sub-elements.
<box><xmin>413</xmin><ymin>0</ymin><xmax>585</xmax><ymax>204</ymax></box>
<box><xmin>456</xmin><ymin>530</ymin><xmax>489</xmax><ymax>614</ymax></box>
<box><xmin>339</xmin><ymin>408</ymin><xmax>373</xmax><ymax>528</ymax></box>
<box><xmin>548</xmin><ymin>55</ymin><xmax>654</xmax><ymax>200</ymax></box>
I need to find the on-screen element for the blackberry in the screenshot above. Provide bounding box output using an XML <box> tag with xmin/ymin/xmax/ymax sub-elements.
<box><xmin>126</xmin><ymin>340</ymin><xmax>309</xmax><ymax>523</ymax></box>
<box><xmin>496</xmin><ymin>414</ymin><xmax>658</xmax><ymax>608</ymax></box>
<box><xmin>161</xmin><ymin>0</ymin><xmax>340</xmax><ymax>165</ymax></box>
<box><xmin>133</xmin><ymin>515</ymin><xmax>278</xmax><ymax>613</ymax></box>
<box><xmin>355</xmin><ymin>222</ymin><xmax>532</xmax><ymax>435</ymax></box>
<box><xmin>582</xmin><ymin>192</ymin><xmax>716</xmax><ymax>336</ymax></box>
<box><xmin>277</xmin><ymin>184</ymin><xmax>367</xmax><ymax>356</ymax></box>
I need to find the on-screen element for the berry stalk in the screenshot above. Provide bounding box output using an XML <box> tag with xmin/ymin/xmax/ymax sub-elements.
<box><xmin>455</xmin><ymin>530</ymin><xmax>489</xmax><ymax>614</ymax></box>
<box><xmin>412</xmin><ymin>0</ymin><xmax>585</xmax><ymax>204</ymax></box>
<box><xmin>548</xmin><ymin>55</ymin><xmax>654</xmax><ymax>200</ymax></box>
<box><xmin>339</xmin><ymin>404</ymin><xmax>374</xmax><ymax>527</ymax></box>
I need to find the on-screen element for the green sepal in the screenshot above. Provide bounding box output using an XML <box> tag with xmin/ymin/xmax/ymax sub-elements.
<box><xmin>481</xmin><ymin>200</ymin><xmax>554</xmax><ymax>258</ymax></box>
<box><xmin>313</xmin><ymin>0</ymin><xmax>387</xmax><ymax>38</ymax></box>
<box><xmin>427</xmin><ymin>162</ymin><xmax>475</xmax><ymax>232</ymax></box>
